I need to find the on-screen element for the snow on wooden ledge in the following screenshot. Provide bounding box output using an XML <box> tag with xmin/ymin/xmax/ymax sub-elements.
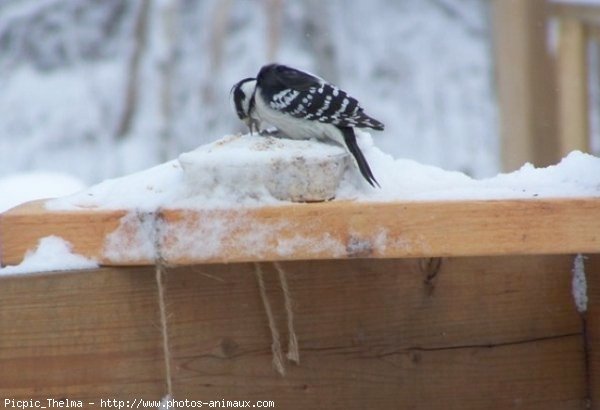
<box><xmin>2</xmin><ymin>135</ymin><xmax>600</xmax><ymax>269</ymax></box>
<box><xmin>2</xmin><ymin>197</ymin><xmax>600</xmax><ymax>268</ymax></box>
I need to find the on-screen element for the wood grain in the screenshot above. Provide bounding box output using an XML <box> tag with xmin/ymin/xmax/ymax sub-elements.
<box><xmin>2</xmin><ymin>198</ymin><xmax>600</xmax><ymax>266</ymax></box>
<box><xmin>0</xmin><ymin>266</ymin><xmax>164</xmax><ymax>399</ymax></box>
<box><xmin>166</xmin><ymin>257</ymin><xmax>585</xmax><ymax>410</ymax></box>
<box><xmin>0</xmin><ymin>200</ymin><xmax>129</xmax><ymax>267</ymax></box>
<box><xmin>586</xmin><ymin>255</ymin><xmax>600</xmax><ymax>409</ymax></box>
<box><xmin>0</xmin><ymin>255</ymin><xmax>589</xmax><ymax>408</ymax></box>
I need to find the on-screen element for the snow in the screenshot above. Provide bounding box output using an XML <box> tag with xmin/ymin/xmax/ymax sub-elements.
<box><xmin>572</xmin><ymin>254</ymin><xmax>588</xmax><ymax>313</ymax></box>
<box><xmin>0</xmin><ymin>171</ymin><xmax>86</xmax><ymax>213</ymax></box>
<box><xmin>156</xmin><ymin>209</ymin><xmax>348</xmax><ymax>263</ymax></box>
<box><xmin>5</xmin><ymin>132</ymin><xmax>600</xmax><ymax>273</ymax></box>
<box><xmin>44</xmin><ymin>160</ymin><xmax>183</xmax><ymax>212</ymax></box>
<box><xmin>276</xmin><ymin>232</ymin><xmax>346</xmax><ymax>258</ymax></box>
<box><xmin>0</xmin><ymin>61</ymin><xmax>132</xmax><ymax>181</ymax></box>
<box><xmin>0</xmin><ymin>0</ymin><xmax>499</xmax><ymax>185</ymax></box>
<box><xmin>0</xmin><ymin>236</ymin><xmax>98</xmax><ymax>276</ymax></box>
<box><xmin>104</xmin><ymin>211</ymin><xmax>158</xmax><ymax>262</ymax></box>
<box><xmin>352</xmin><ymin>134</ymin><xmax>600</xmax><ymax>201</ymax></box>
<box><xmin>47</xmin><ymin>131</ymin><xmax>600</xmax><ymax>212</ymax></box>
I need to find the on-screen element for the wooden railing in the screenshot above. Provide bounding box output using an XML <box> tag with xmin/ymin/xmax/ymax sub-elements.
<box><xmin>492</xmin><ymin>0</ymin><xmax>597</xmax><ymax>170</ymax></box>
<box><xmin>551</xmin><ymin>1</ymin><xmax>599</xmax><ymax>156</ymax></box>
<box><xmin>1</xmin><ymin>198</ymin><xmax>600</xmax><ymax>408</ymax></box>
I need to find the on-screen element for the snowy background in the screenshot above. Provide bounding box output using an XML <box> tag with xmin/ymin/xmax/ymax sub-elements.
<box><xmin>0</xmin><ymin>0</ymin><xmax>497</xmax><ymax>211</ymax></box>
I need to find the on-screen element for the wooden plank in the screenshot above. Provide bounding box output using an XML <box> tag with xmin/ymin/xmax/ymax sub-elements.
<box><xmin>586</xmin><ymin>254</ymin><xmax>600</xmax><ymax>409</ymax></box>
<box><xmin>2</xmin><ymin>198</ymin><xmax>600</xmax><ymax>266</ymax></box>
<box><xmin>492</xmin><ymin>0</ymin><xmax>559</xmax><ymax>170</ymax></box>
<box><xmin>164</xmin><ymin>256</ymin><xmax>586</xmax><ymax>408</ymax></box>
<box><xmin>0</xmin><ymin>255</ymin><xmax>587</xmax><ymax>408</ymax></box>
<box><xmin>0</xmin><ymin>267</ymin><xmax>165</xmax><ymax>399</ymax></box>
<box><xmin>557</xmin><ymin>16</ymin><xmax>590</xmax><ymax>156</ymax></box>
<box><xmin>0</xmin><ymin>200</ymin><xmax>131</xmax><ymax>266</ymax></box>
<box><xmin>550</xmin><ymin>2</ymin><xmax>600</xmax><ymax>27</ymax></box>
<box><xmin>171</xmin><ymin>336</ymin><xmax>582</xmax><ymax>410</ymax></box>
<box><xmin>159</xmin><ymin>199</ymin><xmax>600</xmax><ymax>264</ymax></box>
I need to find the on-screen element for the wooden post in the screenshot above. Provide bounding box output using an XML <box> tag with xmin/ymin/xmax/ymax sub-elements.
<box><xmin>558</xmin><ymin>17</ymin><xmax>590</xmax><ymax>156</ymax></box>
<box><xmin>492</xmin><ymin>0</ymin><xmax>560</xmax><ymax>171</ymax></box>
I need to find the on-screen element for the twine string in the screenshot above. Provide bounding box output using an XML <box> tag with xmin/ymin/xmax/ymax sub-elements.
<box><xmin>274</xmin><ymin>262</ymin><xmax>299</xmax><ymax>364</ymax></box>
<box><xmin>254</xmin><ymin>262</ymin><xmax>286</xmax><ymax>375</ymax></box>
<box><xmin>155</xmin><ymin>262</ymin><xmax>174</xmax><ymax>402</ymax></box>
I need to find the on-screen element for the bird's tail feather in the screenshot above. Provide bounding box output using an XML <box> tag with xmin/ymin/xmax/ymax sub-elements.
<box><xmin>340</xmin><ymin>127</ymin><xmax>380</xmax><ymax>188</ymax></box>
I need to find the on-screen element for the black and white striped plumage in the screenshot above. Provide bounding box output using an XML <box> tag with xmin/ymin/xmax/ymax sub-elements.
<box><xmin>231</xmin><ymin>64</ymin><xmax>384</xmax><ymax>187</ymax></box>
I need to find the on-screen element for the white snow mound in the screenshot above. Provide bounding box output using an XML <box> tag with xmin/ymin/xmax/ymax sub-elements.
<box><xmin>0</xmin><ymin>236</ymin><xmax>98</xmax><ymax>276</ymax></box>
<box><xmin>46</xmin><ymin>131</ymin><xmax>600</xmax><ymax>211</ymax></box>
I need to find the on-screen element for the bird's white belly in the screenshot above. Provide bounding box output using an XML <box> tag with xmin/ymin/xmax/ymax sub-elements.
<box><xmin>255</xmin><ymin>95</ymin><xmax>344</xmax><ymax>146</ymax></box>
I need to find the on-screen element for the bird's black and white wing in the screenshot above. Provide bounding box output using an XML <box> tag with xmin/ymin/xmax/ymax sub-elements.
<box><xmin>257</xmin><ymin>64</ymin><xmax>384</xmax><ymax>130</ymax></box>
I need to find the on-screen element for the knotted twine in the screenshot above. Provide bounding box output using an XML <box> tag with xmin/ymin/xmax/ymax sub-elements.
<box><xmin>254</xmin><ymin>262</ymin><xmax>299</xmax><ymax>375</ymax></box>
<box><xmin>154</xmin><ymin>259</ymin><xmax>299</xmax><ymax>407</ymax></box>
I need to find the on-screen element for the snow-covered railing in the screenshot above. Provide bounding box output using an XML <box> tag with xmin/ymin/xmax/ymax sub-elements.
<box><xmin>1</xmin><ymin>198</ymin><xmax>600</xmax><ymax>407</ymax></box>
<box><xmin>1</xmin><ymin>135</ymin><xmax>600</xmax><ymax>407</ymax></box>
<box><xmin>2</xmin><ymin>197</ymin><xmax>600</xmax><ymax>266</ymax></box>
<box><xmin>494</xmin><ymin>1</ymin><xmax>599</xmax><ymax>170</ymax></box>
<box><xmin>551</xmin><ymin>1</ymin><xmax>600</xmax><ymax>156</ymax></box>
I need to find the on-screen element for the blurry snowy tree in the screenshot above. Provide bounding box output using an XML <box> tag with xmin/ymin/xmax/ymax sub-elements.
<box><xmin>0</xmin><ymin>0</ymin><xmax>128</xmax><ymax>70</ymax></box>
<box><xmin>114</xmin><ymin>0</ymin><xmax>148</xmax><ymax>141</ymax></box>
<box><xmin>0</xmin><ymin>0</ymin><xmax>497</xmax><ymax>184</ymax></box>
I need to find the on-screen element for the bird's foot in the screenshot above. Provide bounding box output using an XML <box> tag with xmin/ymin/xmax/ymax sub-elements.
<box><xmin>259</xmin><ymin>128</ymin><xmax>283</xmax><ymax>137</ymax></box>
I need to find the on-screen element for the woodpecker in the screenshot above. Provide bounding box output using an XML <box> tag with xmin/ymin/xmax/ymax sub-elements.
<box><xmin>231</xmin><ymin>63</ymin><xmax>384</xmax><ymax>187</ymax></box>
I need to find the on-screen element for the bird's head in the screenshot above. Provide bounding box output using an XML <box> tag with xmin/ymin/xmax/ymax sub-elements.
<box><xmin>230</xmin><ymin>77</ymin><xmax>259</xmax><ymax>134</ymax></box>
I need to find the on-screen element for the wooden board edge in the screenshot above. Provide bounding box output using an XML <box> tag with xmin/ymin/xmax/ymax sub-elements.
<box><xmin>2</xmin><ymin>197</ymin><xmax>600</xmax><ymax>267</ymax></box>
<box><xmin>0</xmin><ymin>200</ymin><xmax>140</xmax><ymax>267</ymax></box>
